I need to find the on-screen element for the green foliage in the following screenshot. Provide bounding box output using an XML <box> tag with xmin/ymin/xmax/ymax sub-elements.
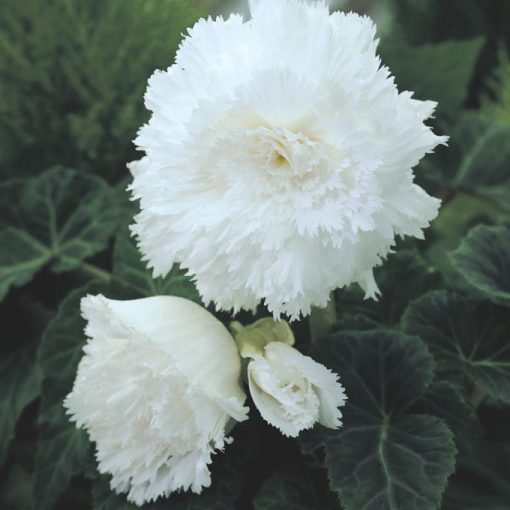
<box><xmin>35</xmin><ymin>282</ymin><xmax>105</xmax><ymax>510</ymax></box>
<box><xmin>381</xmin><ymin>37</ymin><xmax>483</xmax><ymax>112</ymax></box>
<box><xmin>0</xmin><ymin>167</ymin><xmax>119</xmax><ymax>301</ymax></box>
<box><xmin>414</xmin><ymin>382</ymin><xmax>481</xmax><ymax>454</ymax></box>
<box><xmin>403</xmin><ymin>291</ymin><xmax>510</xmax><ymax>403</ymax></box>
<box><xmin>301</xmin><ymin>330</ymin><xmax>456</xmax><ymax>510</ymax></box>
<box><xmin>445</xmin><ymin>118</ymin><xmax>510</xmax><ymax>209</ymax></box>
<box><xmin>334</xmin><ymin>247</ymin><xmax>441</xmax><ymax>330</ymax></box>
<box><xmin>481</xmin><ymin>46</ymin><xmax>510</xmax><ymax>124</ymax></box>
<box><xmin>253</xmin><ymin>466</ymin><xmax>339</xmax><ymax>510</ymax></box>
<box><xmin>451</xmin><ymin>224</ymin><xmax>510</xmax><ymax>305</ymax></box>
<box><xmin>112</xmin><ymin>227</ymin><xmax>200</xmax><ymax>301</ymax></box>
<box><xmin>0</xmin><ymin>348</ymin><xmax>41</xmax><ymax>464</ymax></box>
<box><xmin>389</xmin><ymin>0</ymin><xmax>494</xmax><ymax>45</ymax></box>
<box><xmin>0</xmin><ymin>0</ymin><xmax>212</xmax><ymax>181</ymax></box>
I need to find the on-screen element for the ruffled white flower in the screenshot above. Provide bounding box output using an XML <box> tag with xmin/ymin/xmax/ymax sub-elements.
<box><xmin>130</xmin><ymin>0</ymin><xmax>446</xmax><ymax>319</ymax></box>
<box><xmin>233</xmin><ymin>319</ymin><xmax>346</xmax><ymax>437</ymax></box>
<box><xmin>64</xmin><ymin>295</ymin><xmax>248</xmax><ymax>506</ymax></box>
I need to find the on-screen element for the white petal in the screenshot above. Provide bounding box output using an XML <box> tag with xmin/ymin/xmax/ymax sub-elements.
<box><xmin>66</xmin><ymin>294</ymin><xmax>248</xmax><ymax>505</ymax></box>
<box><xmin>130</xmin><ymin>0</ymin><xmax>445</xmax><ymax>320</ymax></box>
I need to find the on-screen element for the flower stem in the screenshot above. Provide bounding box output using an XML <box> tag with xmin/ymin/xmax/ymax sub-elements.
<box><xmin>309</xmin><ymin>292</ymin><xmax>337</xmax><ymax>343</ymax></box>
<box><xmin>79</xmin><ymin>262</ymin><xmax>113</xmax><ymax>284</ymax></box>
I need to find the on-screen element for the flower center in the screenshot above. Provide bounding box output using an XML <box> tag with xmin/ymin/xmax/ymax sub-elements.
<box><xmin>253</xmin><ymin>126</ymin><xmax>322</xmax><ymax>177</ymax></box>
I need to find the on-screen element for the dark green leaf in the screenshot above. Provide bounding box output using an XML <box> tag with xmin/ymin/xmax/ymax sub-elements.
<box><xmin>402</xmin><ymin>290</ymin><xmax>510</xmax><ymax>402</ymax></box>
<box><xmin>426</xmin><ymin>193</ymin><xmax>504</xmax><ymax>288</ymax></box>
<box><xmin>390</xmin><ymin>0</ymin><xmax>489</xmax><ymax>45</ymax></box>
<box><xmin>35</xmin><ymin>282</ymin><xmax>105</xmax><ymax>510</ymax></box>
<box><xmin>0</xmin><ymin>167</ymin><xmax>119</xmax><ymax>301</ymax></box>
<box><xmin>480</xmin><ymin>45</ymin><xmax>510</xmax><ymax>125</ymax></box>
<box><xmin>0</xmin><ymin>227</ymin><xmax>51</xmax><ymax>302</ymax></box>
<box><xmin>443</xmin><ymin>441</ymin><xmax>510</xmax><ymax>510</ymax></box>
<box><xmin>453</xmin><ymin>123</ymin><xmax>510</xmax><ymax>190</ymax></box>
<box><xmin>0</xmin><ymin>348</ymin><xmax>41</xmax><ymax>465</ymax></box>
<box><xmin>451</xmin><ymin>224</ymin><xmax>510</xmax><ymax>306</ymax></box>
<box><xmin>414</xmin><ymin>382</ymin><xmax>481</xmax><ymax>454</ymax></box>
<box><xmin>382</xmin><ymin>37</ymin><xmax>483</xmax><ymax>111</ymax></box>
<box><xmin>0</xmin><ymin>464</ymin><xmax>35</xmax><ymax>510</ymax></box>
<box><xmin>112</xmin><ymin>228</ymin><xmax>200</xmax><ymax>301</ymax></box>
<box><xmin>301</xmin><ymin>330</ymin><xmax>456</xmax><ymax>510</ymax></box>
<box><xmin>335</xmin><ymin>248</ymin><xmax>440</xmax><ymax>330</ymax></box>
<box><xmin>254</xmin><ymin>465</ymin><xmax>339</xmax><ymax>510</ymax></box>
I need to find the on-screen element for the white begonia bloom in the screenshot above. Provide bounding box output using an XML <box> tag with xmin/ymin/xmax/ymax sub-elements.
<box><xmin>64</xmin><ymin>295</ymin><xmax>248</xmax><ymax>506</ymax></box>
<box><xmin>233</xmin><ymin>319</ymin><xmax>346</xmax><ymax>437</ymax></box>
<box><xmin>130</xmin><ymin>0</ymin><xmax>447</xmax><ymax>320</ymax></box>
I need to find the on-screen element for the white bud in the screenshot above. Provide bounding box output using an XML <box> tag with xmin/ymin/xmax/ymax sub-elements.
<box><xmin>233</xmin><ymin>320</ymin><xmax>346</xmax><ymax>437</ymax></box>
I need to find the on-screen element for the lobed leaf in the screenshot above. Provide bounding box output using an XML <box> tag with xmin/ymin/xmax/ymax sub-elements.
<box><xmin>402</xmin><ymin>290</ymin><xmax>510</xmax><ymax>402</ymax></box>
<box><xmin>0</xmin><ymin>167</ymin><xmax>119</xmax><ymax>302</ymax></box>
<box><xmin>335</xmin><ymin>248</ymin><xmax>440</xmax><ymax>330</ymax></box>
<box><xmin>301</xmin><ymin>330</ymin><xmax>456</xmax><ymax>510</ymax></box>
<box><xmin>451</xmin><ymin>224</ymin><xmax>510</xmax><ymax>306</ymax></box>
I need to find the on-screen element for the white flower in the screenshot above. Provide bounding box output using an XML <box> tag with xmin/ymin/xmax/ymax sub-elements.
<box><xmin>130</xmin><ymin>0</ymin><xmax>446</xmax><ymax>319</ymax></box>
<box><xmin>64</xmin><ymin>295</ymin><xmax>248</xmax><ymax>506</ymax></box>
<box><xmin>233</xmin><ymin>319</ymin><xmax>346</xmax><ymax>437</ymax></box>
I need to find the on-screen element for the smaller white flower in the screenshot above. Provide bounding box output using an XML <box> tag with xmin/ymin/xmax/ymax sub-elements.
<box><xmin>232</xmin><ymin>319</ymin><xmax>346</xmax><ymax>437</ymax></box>
<box><xmin>65</xmin><ymin>295</ymin><xmax>248</xmax><ymax>506</ymax></box>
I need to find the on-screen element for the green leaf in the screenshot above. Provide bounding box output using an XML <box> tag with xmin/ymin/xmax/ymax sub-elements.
<box><xmin>335</xmin><ymin>248</ymin><xmax>440</xmax><ymax>330</ymax></box>
<box><xmin>301</xmin><ymin>330</ymin><xmax>456</xmax><ymax>510</ymax></box>
<box><xmin>443</xmin><ymin>441</ymin><xmax>510</xmax><ymax>510</ymax></box>
<box><xmin>451</xmin><ymin>224</ymin><xmax>510</xmax><ymax>306</ymax></box>
<box><xmin>402</xmin><ymin>290</ymin><xmax>510</xmax><ymax>402</ymax></box>
<box><xmin>0</xmin><ymin>167</ymin><xmax>119</xmax><ymax>301</ymax></box>
<box><xmin>390</xmin><ymin>0</ymin><xmax>488</xmax><ymax>46</ymax></box>
<box><xmin>446</xmin><ymin>116</ymin><xmax>510</xmax><ymax>209</ymax></box>
<box><xmin>35</xmin><ymin>282</ymin><xmax>105</xmax><ymax>510</ymax></box>
<box><xmin>453</xmin><ymin>123</ymin><xmax>510</xmax><ymax>190</ymax></box>
<box><xmin>413</xmin><ymin>382</ymin><xmax>481</xmax><ymax>454</ymax></box>
<box><xmin>381</xmin><ymin>37</ymin><xmax>483</xmax><ymax>111</ymax></box>
<box><xmin>480</xmin><ymin>45</ymin><xmax>510</xmax><ymax>125</ymax></box>
<box><xmin>254</xmin><ymin>466</ymin><xmax>339</xmax><ymax>510</ymax></box>
<box><xmin>0</xmin><ymin>348</ymin><xmax>41</xmax><ymax>465</ymax></box>
<box><xmin>426</xmin><ymin>193</ymin><xmax>504</xmax><ymax>287</ymax></box>
<box><xmin>0</xmin><ymin>464</ymin><xmax>35</xmax><ymax>510</ymax></box>
<box><xmin>112</xmin><ymin>227</ymin><xmax>200</xmax><ymax>301</ymax></box>
<box><xmin>0</xmin><ymin>227</ymin><xmax>51</xmax><ymax>301</ymax></box>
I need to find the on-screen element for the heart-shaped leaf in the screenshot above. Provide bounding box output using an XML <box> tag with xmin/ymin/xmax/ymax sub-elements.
<box><xmin>301</xmin><ymin>330</ymin><xmax>456</xmax><ymax>510</ymax></box>
<box><xmin>0</xmin><ymin>167</ymin><xmax>119</xmax><ymax>301</ymax></box>
<box><xmin>402</xmin><ymin>290</ymin><xmax>510</xmax><ymax>402</ymax></box>
<box><xmin>451</xmin><ymin>224</ymin><xmax>510</xmax><ymax>306</ymax></box>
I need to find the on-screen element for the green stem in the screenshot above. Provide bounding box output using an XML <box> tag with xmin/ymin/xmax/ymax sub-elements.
<box><xmin>79</xmin><ymin>262</ymin><xmax>113</xmax><ymax>284</ymax></box>
<box><xmin>309</xmin><ymin>291</ymin><xmax>337</xmax><ymax>342</ymax></box>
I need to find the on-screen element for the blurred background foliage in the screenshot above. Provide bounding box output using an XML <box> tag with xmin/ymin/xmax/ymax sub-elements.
<box><xmin>1</xmin><ymin>0</ymin><xmax>510</xmax><ymax>509</ymax></box>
